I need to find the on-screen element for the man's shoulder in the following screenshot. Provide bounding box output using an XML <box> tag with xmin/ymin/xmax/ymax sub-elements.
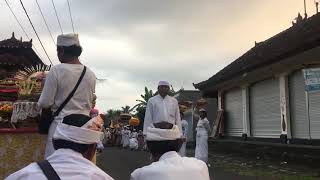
<box><xmin>50</xmin><ymin>63</ymin><xmax>68</xmax><ymax>71</ymax></box>
<box><xmin>131</xmin><ymin>157</ymin><xmax>207</xmax><ymax>176</ymax></box>
<box><xmin>148</xmin><ymin>95</ymin><xmax>159</xmax><ymax>102</ymax></box>
<box><xmin>5</xmin><ymin>163</ymin><xmax>43</xmax><ymax>180</ymax></box>
<box><xmin>181</xmin><ymin>157</ymin><xmax>208</xmax><ymax>169</ymax></box>
<box><xmin>88</xmin><ymin>165</ymin><xmax>114</xmax><ymax>180</ymax></box>
<box><xmin>52</xmin><ymin>64</ymin><xmax>96</xmax><ymax>78</ymax></box>
<box><xmin>54</xmin><ymin>155</ymin><xmax>114</xmax><ymax>180</ymax></box>
<box><xmin>130</xmin><ymin>162</ymin><xmax>158</xmax><ymax>179</ymax></box>
<box><xmin>85</xmin><ymin>66</ymin><xmax>96</xmax><ymax>77</ymax></box>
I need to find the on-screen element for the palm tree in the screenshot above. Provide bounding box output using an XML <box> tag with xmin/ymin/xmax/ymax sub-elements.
<box><xmin>131</xmin><ymin>87</ymin><xmax>155</xmax><ymax>110</ymax></box>
<box><xmin>105</xmin><ymin>109</ymin><xmax>121</xmax><ymax>125</ymax></box>
<box><xmin>121</xmin><ymin>105</ymin><xmax>133</xmax><ymax>114</ymax></box>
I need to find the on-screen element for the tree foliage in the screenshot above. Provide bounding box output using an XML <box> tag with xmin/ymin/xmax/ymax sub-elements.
<box><xmin>105</xmin><ymin>109</ymin><xmax>121</xmax><ymax>127</ymax></box>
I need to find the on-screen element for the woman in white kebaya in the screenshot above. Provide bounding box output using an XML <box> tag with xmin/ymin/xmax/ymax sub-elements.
<box><xmin>195</xmin><ymin>109</ymin><xmax>211</xmax><ymax>163</ymax></box>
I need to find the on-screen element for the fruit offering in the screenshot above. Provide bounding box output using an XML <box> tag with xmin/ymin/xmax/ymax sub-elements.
<box><xmin>0</xmin><ymin>103</ymin><xmax>13</xmax><ymax>113</ymax></box>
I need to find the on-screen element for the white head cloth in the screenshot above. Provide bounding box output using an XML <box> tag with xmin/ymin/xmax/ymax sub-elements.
<box><xmin>57</xmin><ymin>33</ymin><xmax>80</xmax><ymax>46</ymax></box>
<box><xmin>199</xmin><ymin>108</ymin><xmax>206</xmax><ymax>112</ymax></box>
<box><xmin>158</xmin><ymin>81</ymin><xmax>170</xmax><ymax>87</ymax></box>
<box><xmin>146</xmin><ymin>125</ymin><xmax>182</xmax><ymax>141</ymax></box>
<box><xmin>53</xmin><ymin>115</ymin><xmax>104</xmax><ymax>144</ymax></box>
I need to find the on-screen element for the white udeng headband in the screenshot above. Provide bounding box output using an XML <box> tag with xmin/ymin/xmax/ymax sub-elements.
<box><xmin>158</xmin><ymin>81</ymin><xmax>170</xmax><ymax>86</ymax></box>
<box><xmin>146</xmin><ymin>125</ymin><xmax>182</xmax><ymax>141</ymax></box>
<box><xmin>53</xmin><ymin>123</ymin><xmax>103</xmax><ymax>144</ymax></box>
<box><xmin>57</xmin><ymin>33</ymin><xmax>80</xmax><ymax>46</ymax></box>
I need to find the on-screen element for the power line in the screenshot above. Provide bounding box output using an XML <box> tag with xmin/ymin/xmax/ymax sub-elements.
<box><xmin>3</xmin><ymin>0</ymin><xmax>44</xmax><ymax>61</ymax></box>
<box><xmin>19</xmin><ymin>0</ymin><xmax>53</xmax><ymax>65</ymax></box>
<box><xmin>35</xmin><ymin>0</ymin><xmax>56</xmax><ymax>45</ymax></box>
<box><xmin>66</xmin><ymin>0</ymin><xmax>75</xmax><ymax>33</ymax></box>
<box><xmin>51</xmin><ymin>0</ymin><xmax>63</xmax><ymax>34</ymax></box>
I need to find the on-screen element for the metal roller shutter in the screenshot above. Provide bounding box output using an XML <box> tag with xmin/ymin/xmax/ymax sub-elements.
<box><xmin>309</xmin><ymin>91</ymin><xmax>320</xmax><ymax>139</ymax></box>
<box><xmin>225</xmin><ymin>88</ymin><xmax>243</xmax><ymax>136</ymax></box>
<box><xmin>289</xmin><ymin>70</ymin><xmax>309</xmax><ymax>139</ymax></box>
<box><xmin>250</xmin><ymin>78</ymin><xmax>281</xmax><ymax>138</ymax></box>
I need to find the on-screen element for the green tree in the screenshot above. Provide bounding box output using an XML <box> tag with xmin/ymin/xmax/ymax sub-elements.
<box><xmin>130</xmin><ymin>87</ymin><xmax>155</xmax><ymax>130</ymax></box>
<box><xmin>131</xmin><ymin>87</ymin><xmax>155</xmax><ymax>110</ymax></box>
<box><xmin>135</xmin><ymin>106</ymin><xmax>146</xmax><ymax>130</ymax></box>
<box><xmin>105</xmin><ymin>109</ymin><xmax>121</xmax><ymax>127</ymax></box>
<box><xmin>121</xmin><ymin>105</ymin><xmax>133</xmax><ymax>114</ymax></box>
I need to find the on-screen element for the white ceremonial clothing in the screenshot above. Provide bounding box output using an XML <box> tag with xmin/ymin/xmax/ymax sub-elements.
<box><xmin>143</xmin><ymin>95</ymin><xmax>182</xmax><ymax>134</ymax></box>
<box><xmin>38</xmin><ymin>64</ymin><xmax>96</xmax><ymax>158</ymax></box>
<box><xmin>131</xmin><ymin>131</ymin><xmax>138</xmax><ymax>138</ymax></box>
<box><xmin>129</xmin><ymin>131</ymin><xmax>138</xmax><ymax>150</ymax></box>
<box><xmin>130</xmin><ymin>151</ymin><xmax>210</xmax><ymax>180</ymax></box>
<box><xmin>179</xmin><ymin>119</ymin><xmax>188</xmax><ymax>157</ymax></box>
<box><xmin>123</xmin><ymin>130</ymin><xmax>130</xmax><ymax>148</ymax></box>
<box><xmin>195</xmin><ymin>118</ymin><xmax>211</xmax><ymax>163</ymax></box>
<box><xmin>158</xmin><ymin>81</ymin><xmax>170</xmax><ymax>86</ymax></box>
<box><xmin>129</xmin><ymin>137</ymin><xmax>139</xmax><ymax>150</ymax></box>
<box><xmin>5</xmin><ymin>149</ymin><xmax>113</xmax><ymax>180</ymax></box>
<box><xmin>57</xmin><ymin>33</ymin><xmax>80</xmax><ymax>46</ymax></box>
<box><xmin>121</xmin><ymin>129</ymin><xmax>125</xmax><ymax>145</ymax></box>
<box><xmin>146</xmin><ymin>125</ymin><xmax>181</xmax><ymax>141</ymax></box>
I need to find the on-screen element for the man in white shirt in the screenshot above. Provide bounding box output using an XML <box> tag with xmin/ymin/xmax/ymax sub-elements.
<box><xmin>6</xmin><ymin>114</ymin><xmax>114</xmax><ymax>180</ymax></box>
<box><xmin>38</xmin><ymin>33</ymin><xmax>96</xmax><ymax>158</ymax></box>
<box><xmin>131</xmin><ymin>122</ymin><xmax>210</xmax><ymax>180</ymax></box>
<box><xmin>143</xmin><ymin>81</ymin><xmax>182</xmax><ymax>134</ymax></box>
<box><xmin>179</xmin><ymin>112</ymin><xmax>189</xmax><ymax>157</ymax></box>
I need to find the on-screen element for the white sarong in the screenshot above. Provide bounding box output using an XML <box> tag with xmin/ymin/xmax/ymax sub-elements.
<box><xmin>195</xmin><ymin>131</ymin><xmax>208</xmax><ymax>163</ymax></box>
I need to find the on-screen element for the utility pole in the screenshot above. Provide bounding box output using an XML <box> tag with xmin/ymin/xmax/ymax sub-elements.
<box><xmin>315</xmin><ymin>0</ymin><xmax>319</xmax><ymax>13</ymax></box>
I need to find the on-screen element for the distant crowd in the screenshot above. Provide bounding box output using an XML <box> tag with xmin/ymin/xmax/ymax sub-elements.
<box><xmin>101</xmin><ymin>127</ymin><xmax>146</xmax><ymax>151</ymax></box>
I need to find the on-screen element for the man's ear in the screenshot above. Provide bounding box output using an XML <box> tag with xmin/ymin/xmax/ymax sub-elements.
<box><xmin>177</xmin><ymin>139</ymin><xmax>184</xmax><ymax>151</ymax></box>
<box><xmin>84</xmin><ymin>144</ymin><xmax>97</xmax><ymax>160</ymax></box>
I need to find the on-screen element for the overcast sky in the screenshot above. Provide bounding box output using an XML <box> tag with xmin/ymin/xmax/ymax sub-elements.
<box><xmin>0</xmin><ymin>0</ymin><xmax>317</xmax><ymax>111</ymax></box>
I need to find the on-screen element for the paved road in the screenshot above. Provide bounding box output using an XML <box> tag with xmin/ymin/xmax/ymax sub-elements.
<box><xmin>97</xmin><ymin>147</ymin><xmax>267</xmax><ymax>180</ymax></box>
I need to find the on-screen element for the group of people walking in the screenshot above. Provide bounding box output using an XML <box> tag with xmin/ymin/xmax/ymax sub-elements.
<box><xmin>103</xmin><ymin>127</ymin><xmax>146</xmax><ymax>151</ymax></box>
<box><xmin>5</xmin><ymin>33</ymin><xmax>212</xmax><ymax>180</ymax></box>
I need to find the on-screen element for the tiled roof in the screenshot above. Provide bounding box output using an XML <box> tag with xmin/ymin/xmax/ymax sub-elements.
<box><xmin>0</xmin><ymin>32</ymin><xmax>32</xmax><ymax>48</ymax></box>
<box><xmin>194</xmin><ymin>13</ymin><xmax>320</xmax><ymax>90</ymax></box>
<box><xmin>0</xmin><ymin>33</ymin><xmax>44</xmax><ymax>66</ymax></box>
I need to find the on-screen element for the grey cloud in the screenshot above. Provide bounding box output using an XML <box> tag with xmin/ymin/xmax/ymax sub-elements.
<box><xmin>0</xmin><ymin>0</ymin><xmax>304</xmax><ymax>109</ymax></box>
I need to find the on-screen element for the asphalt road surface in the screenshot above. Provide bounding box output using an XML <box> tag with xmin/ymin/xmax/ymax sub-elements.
<box><xmin>97</xmin><ymin>147</ymin><xmax>267</xmax><ymax>180</ymax></box>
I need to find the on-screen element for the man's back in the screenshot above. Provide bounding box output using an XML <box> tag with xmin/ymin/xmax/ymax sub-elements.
<box><xmin>38</xmin><ymin>64</ymin><xmax>96</xmax><ymax>120</ymax></box>
<box><xmin>5</xmin><ymin>149</ymin><xmax>113</xmax><ymax>180</ymax></box>
<box><xmin>131</xmin><ymin>151</ymin><xmax>210</xmax><ymax>180</ymax></box>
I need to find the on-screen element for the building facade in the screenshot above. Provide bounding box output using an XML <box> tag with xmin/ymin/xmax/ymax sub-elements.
<box><xmin>194</xmin><ymin>14</ymin><xmax>320</xmax><ymax>144</ymax></box>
